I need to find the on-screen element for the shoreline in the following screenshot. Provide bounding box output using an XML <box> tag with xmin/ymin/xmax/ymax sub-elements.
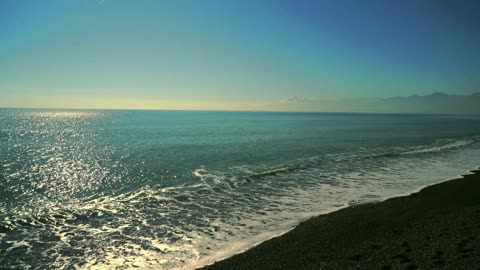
<box><xmin>199</xmin><ymin>168</ymin><xmax>480</xmax><ymax>269</ymax></box>
<box><xmin>189</xmin><ymin>166</ymin><xmax>480</xmax><ymax>270</ymax></box>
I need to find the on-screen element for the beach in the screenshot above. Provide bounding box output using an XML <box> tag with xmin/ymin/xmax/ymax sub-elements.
<box><xmin>201</xmin><ymin>169</ymin><xmax>480</xmax><ymax>270</ymax></box>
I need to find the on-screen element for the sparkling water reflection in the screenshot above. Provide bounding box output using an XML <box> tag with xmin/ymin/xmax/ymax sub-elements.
<box><xmin>1</xmin><ymin>110</ymin><xmax>480</xmax><ymax>269</ymax></box>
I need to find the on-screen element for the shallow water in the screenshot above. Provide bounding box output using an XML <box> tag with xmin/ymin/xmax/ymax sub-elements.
<box><xmin>1</xmin><ymin>109</ymin><xmax>480</xmax><ymax>269</ymax></box>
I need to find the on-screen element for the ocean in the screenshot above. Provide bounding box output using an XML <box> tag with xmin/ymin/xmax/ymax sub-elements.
<box><xmin>1</xmin><ymin>109</ymin><xmax>480</xmax><ymax>269</ymax></box>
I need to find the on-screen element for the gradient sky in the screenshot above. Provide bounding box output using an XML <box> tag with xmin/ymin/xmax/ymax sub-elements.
<box><xmin>1</xmin><ymin>0</ymin><xmax>480</xmax><ymax>110</ymax></box>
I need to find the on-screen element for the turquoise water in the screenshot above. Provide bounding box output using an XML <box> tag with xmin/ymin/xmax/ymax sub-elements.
<box><xmin>1</xmin><ymin>109</ymin><xmax>480</xmax><ymax>269</ymax></box>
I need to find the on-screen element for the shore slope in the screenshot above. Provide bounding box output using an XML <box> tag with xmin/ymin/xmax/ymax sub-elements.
<box><xmin>201</xmin><ymin>169</ymin><xmax>480</xmax><ymax>270</ymax></box>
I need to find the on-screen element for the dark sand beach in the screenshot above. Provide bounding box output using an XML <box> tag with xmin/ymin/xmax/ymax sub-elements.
<box><xmin>201</xmin><ymin>169</ymin><xmax>480</xmax><ymax>270</ymax></box>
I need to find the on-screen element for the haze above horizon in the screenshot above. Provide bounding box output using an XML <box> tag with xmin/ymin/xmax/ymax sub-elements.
<box><xmin>1</xmin><ymin>0</ymin><xmax>479</xmax><ymax>112</ymax></box>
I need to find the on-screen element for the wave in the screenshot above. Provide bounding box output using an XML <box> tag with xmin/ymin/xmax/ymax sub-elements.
<box><xmin>194</xmin><ymin>136</ymin><xmax>480</xmax><ymax>184</ymax></box>
<box><xmin>400</xmin><ymin>137</ymin><xmax>479</xmax><ymax>155</ymax></box>
<box><xmin>1</xmin><ymin>135</ymin><xmax>479</xmax><ymax>269</ymax></box>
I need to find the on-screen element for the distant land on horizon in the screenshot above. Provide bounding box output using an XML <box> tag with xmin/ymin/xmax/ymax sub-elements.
<box><xmin>2</xmin><ymin>92</ymin><xmax>479</xmax><ymax>114</ymax></box>
<box><xmin>380</xmin><ymin>92</ymin><xmax>480</xmax><ymax>114</ymax></box>
<box><xmin>261</xmin><ymin>91</ymin><xmax>480</xmax><ymax>114</ymax></box>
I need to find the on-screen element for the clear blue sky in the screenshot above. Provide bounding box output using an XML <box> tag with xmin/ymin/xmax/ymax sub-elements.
<box><xmin>1</xmin><ymin>0</ymin><xmax>479</xmax><ymax>110</ymax></box>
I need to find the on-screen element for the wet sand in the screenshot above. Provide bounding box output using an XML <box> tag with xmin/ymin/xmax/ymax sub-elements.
<box><xmin>201</xmin><ymin>169</ymin><xmax>480</xmax><ymax>269</ymax></box>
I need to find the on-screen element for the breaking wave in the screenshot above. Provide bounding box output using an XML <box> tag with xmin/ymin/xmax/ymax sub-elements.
<box><xmin>1</xmin><ymin>136</ymin><xmax>479</xmax><ymax>269</ymax></box>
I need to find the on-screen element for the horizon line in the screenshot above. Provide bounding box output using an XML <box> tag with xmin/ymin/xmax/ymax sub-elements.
<box><xmin>1</xmin><ymin>107</ymin><xmax>478</xmax><ymax>116</ymax></box>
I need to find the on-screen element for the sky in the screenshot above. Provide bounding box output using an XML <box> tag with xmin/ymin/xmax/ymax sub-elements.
<box><xmin>1</xmin><ymin>0</ymin><xmax>480</xmax><ymax>111</ymax></box>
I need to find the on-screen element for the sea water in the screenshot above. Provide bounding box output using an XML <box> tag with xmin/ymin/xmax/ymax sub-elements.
<box><xmin>1</xmin><ymin>109</ymin><xmax>480</xmax><ymax>269</ymax></box>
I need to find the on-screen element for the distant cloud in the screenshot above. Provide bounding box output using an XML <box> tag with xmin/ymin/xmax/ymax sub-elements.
<box><xmin>278</xmin><ymin>96</ymin><xmax>319</xmax><ymax>104</ymax></box>
<box><xmin>278</xmin><ymin>97</ymin><xmax>301</xmax><ymax>104</ymax></box>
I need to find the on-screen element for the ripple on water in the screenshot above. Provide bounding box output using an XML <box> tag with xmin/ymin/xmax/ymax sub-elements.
<box><xmin>1</xmin><ymin>111</ymin><xmax>480</xmax><ymax>269</ymax></box>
